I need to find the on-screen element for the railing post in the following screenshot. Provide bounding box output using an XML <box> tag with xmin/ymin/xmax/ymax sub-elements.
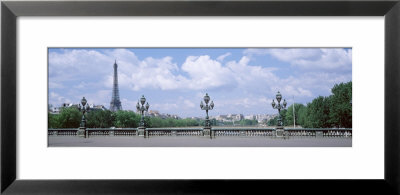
<box><xmin>77</xmin><ymin>127</ymin><xmax>86</xmax><ymax>138</ymax></box>
<box><xmin>137</xmin><ymin>127</ymin><xmax>145</xmax><ymax>137</ymax></box>
<box><xmin>211</xmin><ymin>129</ymin><xmax>215</xmax><ymax>138</ymax></box>
<box><xmin>203</xmin><ymin>127</ymin><xmax>211</xmax><ymax>137</ymax></box>
<box><xmin>109</xmin><ymin>130</ymin><xmax>114</xmax><ymax>136</ymax></box>
<box><xmin>275</xmin><ymin>126</ymin><xmax>284</xmax><ymax>137</ymax></box>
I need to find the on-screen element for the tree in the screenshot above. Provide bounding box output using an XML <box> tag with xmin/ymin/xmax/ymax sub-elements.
<box><xmin>144</xmin><ymin>116</ymin><xmax>152</xmax><ymax>128</ymax></box>
<box><xmin>113</xmin><ymin>110</ymin><xmax>140</xmax><ymax>128</ymax></box>
<box><xmin>280</xmin><ymin>109</ymin><xmax>287</xmax><ymax>126</ymax></box>
<box><xmin>86</xmin><ymin>110</ymin><xmax>114</xmax><ymax>128</ymax></box>
<box><xmin>148</xmin><ymin>117</ymin><xmax>164</xmax><ymax>128</ymax></box>
<box><xmin>297</xmin><ymin>106</ymin><xmax>309</xmax><ymax>127</ymax></box>
<box><xmin>304</xmin><ymin>96</ymin><xmax>331</xmax><ymax>128</ymax></box>
<box><xmin>48</xmin><ymin>112</ymin><xmax>60</xmax><ymax>128</ymax></box>
<box><xmin>328</xmin><ymin>81</ymin><xmax>352</xmax><ymax>128</ymax></box>
<box><xmin>239</xmin><ymin>119</ymin><xmax>258</xmax><ymax>126</ymax></box>
<box><xmin>267</xmin><ymin>116</ymin><xmax>278</xmax><ymax>126</ymax></box>
<box><xmin>57</xmin><ymin>107</ymin><xmax>81</xmax><ymax>128</ymax></box>
<box><xmin>285</xmin><ymin>103</ymin><xmax>306</xmax><ymax>127</ymax></box>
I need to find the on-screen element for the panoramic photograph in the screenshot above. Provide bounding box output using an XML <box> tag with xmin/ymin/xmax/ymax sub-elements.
<box><xmin>48</xmin><ymin>48</ymin><xmax>352</xmax><ymax>147</ymax></box>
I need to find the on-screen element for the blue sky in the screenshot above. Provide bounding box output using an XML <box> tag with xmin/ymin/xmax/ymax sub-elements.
<box><xmin>48</xmin><ymin>48</ymin><xmax>352</xmax><ymax>118</ymax></box>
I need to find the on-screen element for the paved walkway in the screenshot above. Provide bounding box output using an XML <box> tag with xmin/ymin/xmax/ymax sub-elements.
<box><xmin>48</xmin><ymin>136</ymin><xmax>352</xmax><ymax>147</ymax></box>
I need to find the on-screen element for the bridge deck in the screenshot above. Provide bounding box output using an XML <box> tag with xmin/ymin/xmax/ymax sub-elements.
<box><xmin>48</xmin><ymin>136</ymin><xmax>351</xmax><ymax>147</ymax></box>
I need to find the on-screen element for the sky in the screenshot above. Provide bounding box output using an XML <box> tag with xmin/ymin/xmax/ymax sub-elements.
<box><xmin>48</xmin><ymin>48</ymin><xmax>352</xmax><ymax>118</ymax></box>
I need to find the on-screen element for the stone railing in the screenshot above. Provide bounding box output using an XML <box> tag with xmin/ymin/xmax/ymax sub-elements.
<box><xmin>48</xmin><ymin>128</ymin><xmax>78</xmax><ymax>136</ymax></box>
<box><xmin>146</xmin><ymin>127</ymin><xmax>203</xmax><ymax>136</ymax></box>
<box><xmin>285</xmin><ymin>128</ymin><xmax>352</xmax><ymax>137</ymax></box>
<box><xmin>48</xmin><ymin>127</ymin><xmax>352</xmax><ymax>138</ymax></box>
<box><xmin>212</xmin><ymin>127</ymin><xmax>275</xmax><ymax>137</ymax></box>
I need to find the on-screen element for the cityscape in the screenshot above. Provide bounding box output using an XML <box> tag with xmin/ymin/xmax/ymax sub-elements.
<box><xmin>49</xmin><ymin>102</ymin><xmax>277</xmax><ymax>127</ymax></box>
<box><xmin>48</xmin><ymin>48</ymin><xmax>352</xmax><ymax>147</ymax></box>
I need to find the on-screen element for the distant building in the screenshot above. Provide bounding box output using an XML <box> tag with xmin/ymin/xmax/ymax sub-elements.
<box><xmin>61</xmin><ymin>103</ymin><xmax>79</xmax><ymax>109</ymax></box>
<box><xmin>215</xmin><ymin>115</ymin><xmax>227</xmax><ymax>121</ymax></box>
<box><xmin>49</xmin><ymin>103</ymin><xmax>107</xmax><ymax>114</ymax></box>
<box><xmin>147</xmin><ymin>110</ymin><xmax>160</xmax><ymax>117</ymax></box>
<box><xmin>244</xmin><ymin>115</ymin><xmax>256</xmax><ymax>120</ymax></box>
<box><xmin>89</xmin><ymin>104</ymin><xmax>107</xmax><ymax>111</ymax></box>
<box><xmin>49</xmin><ymin>106</ymin><xmax>61</xmax><ymax>114</ymax></box>
<box><xmin>144</xmin><ymin>110</ymin><xmax>180</xmax><ymax>119</ymax></box>
<box><xmin>189</xmin><ymin>116</ymin><xmax>202</xmax><ymax>120</ymax></box>
<box><xmin>213</xmin><ymin>114</ymin><xmax>243</xmax><ymax>122</ymax></box>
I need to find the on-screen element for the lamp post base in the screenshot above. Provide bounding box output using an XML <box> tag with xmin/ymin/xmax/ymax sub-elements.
<box><xmin>78</xmin><ymin>127</ymin><xmax>86</xmax><ymax>138</ymax></box>
<box><xmin>275</xmin><ymin>126</ymin><xmax>284</xmax><ymax>138</ymax></box>
<box><xmin>137</xmin><ymin>127</ymin><xmax>145</xmax><ymax>137</ymax></box>
<box><xmin>203</xmin><ymin>127</ymin><xmax>211</xmax><ymax>137</ymax></box>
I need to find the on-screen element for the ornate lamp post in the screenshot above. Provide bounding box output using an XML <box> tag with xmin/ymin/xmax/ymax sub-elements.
<box><xmin>271</xmin><ymin>91</ymin><xmax>287</xmax><ymax>137</ymax></box>
<box><xmin>200</xmin><ymin>93</ymin><xmax>214</xmax><ymax>136</ymax></box>
<box><xmin>78</xmin><ymin>97</ymin><xmax>90</xmax><ymax>138</ymax></box>
<box><xmin>136</xmin><ymin>95</ymin><xmax>149</xmax><ymax>137</ymax></box>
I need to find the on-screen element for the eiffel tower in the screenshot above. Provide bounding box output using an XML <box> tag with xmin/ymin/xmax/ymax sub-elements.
<box><xmin>109</xmin><ymin>60</ymin><xmax>122</xmax><ymax>112</ymax></box>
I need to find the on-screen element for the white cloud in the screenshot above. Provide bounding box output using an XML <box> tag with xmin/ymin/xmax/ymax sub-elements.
<box><xmin>183</xmin><ymin>99</ymin><xmax>195</xmax><ymax>108</ymax></box>
<box><xmin>48</xmin><ymin>81</ymin><xmax>64</xmax><ymax>89</ymax></box>
<box><xmin>243</xmin><ymin>48</ymin><xmax>352</xmax><ymax>71</ymax></box>
<box><xmin>181</xmin><ymin>55</ymin><xmax>236</xmax><ymax>90</ymax></box>
<box><xmin>49</xmin><ymin>49</ymin><xmax>112</xmax><ymax>82</ymax></box>
<box><xmin>49</xmin><ymin>48</ymin><xmax>352</xmax><ymax>116</ymax></box>
<box><xmin>126</xmin><ymin>56</ymin><xmax>184</xmax><ymax>91</ymax></box>
<box><xmin>216</xmin><ymin>52</ymin><xmax>231</xmax><ymax>61</ymax></box>
<box><xmin>152</xmin><ymin>103</ymin><xmax>179</xmax><ymax>111</ymax></box>
<box><xmin>49</xmin><ymin>92</ymin><xmax>71</xmax><ymax>106</ymax></box>
<box><xmin>283</xmin><ymin>86</ymin><xmax>313</xmax><ymax>97</ymax></box>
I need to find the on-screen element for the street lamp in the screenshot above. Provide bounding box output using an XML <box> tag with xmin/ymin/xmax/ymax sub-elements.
<box><xmin>136</xmin><ymin>95</ymin><xmax>149</xmax><ymax>137</ymax></box>
<box><xmin>200</xmin><ymin>93</ymin><xmax>214</xmax><ymax>136</ymax></box>
<box><xmin>271</xmin><ymin>91</ymin><xmax>287</xmax><ymax>127</ymax></box>
<box><xmin>272</xmin><ymin>91</ymin><xmax>287</xmax><ymax>137</ymax></box>
<box><xmin>78</xmin><ymin>97</ymin><xmax>89</xmax><ymax>138</ymax></box>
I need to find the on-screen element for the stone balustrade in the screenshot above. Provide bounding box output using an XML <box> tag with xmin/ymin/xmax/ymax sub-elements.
<box><xmin>48</xmin><ymin>127</ymin><xmax>352</xmax><ymax>138</ymax></box>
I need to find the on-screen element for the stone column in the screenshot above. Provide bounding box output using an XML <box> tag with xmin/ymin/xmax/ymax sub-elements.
<box><xmin>203</xmin><ymin>127</ymin><xmax>211</xmax><ymax>137</ymax></box>
<box><xmin>137</xmin><ymin>127</ymin><xmax>145</xmax><ymax>137</ymax></box>
<box><xmin>78</xmin><ymin>127</ymin><xmax>86</xmax><ymax>138</ymax></box>
<box><xmin>275</xmin><ymin>126</ymin><xmax>284</xmax><ymax>138</ymax></box>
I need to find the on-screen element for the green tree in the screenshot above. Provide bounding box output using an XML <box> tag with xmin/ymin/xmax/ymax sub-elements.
<box><xmin>280</xmin><ymin>109</ymin><xmax>287</xmax><ymax>126</ymax></box>
<box><xmin>267</xmin><ymin>116</ymin><xmax>278</xmax><ymax>126</ymax></box>
<box><xmin>297</xmin><ymin>106</ymin><xmax>309</xmax><ymax>127</ymax></box>
<box><xmin>86</xmin><ymin>110</ymin><xmax>114</xmax><ymax>128</ymax></box>
<box><xmin>48</xmin><ymin>112</ymin><xmax>60</xmax><ymax>128</ymax></box>
<box><xmin>285</xmin><ymin>103</ymin><xmax>306</xmax><ymax>127</ymax></box>
<box><xmin>144</xmin><ymin>116</ymin><xmax>152</xmax><ymax>128</ymax></box>
<box><xmin>328</xmin><ymin>81</ymin><xmax>352</xmax><ymax>128</ymax></box>
<box><xmin>304</xmin><ymin>96</ymin><xmax>331</xmax><ymax>128</ymax></box>
<box><xmin>239</xmin><ymin>119</ymin><xmax>258</xmax><ymax>126</ymax></box>
<box><xmin>57</xmin><ymin>107</ymin><xmax>81</xmax><ymax>128</ymax></box>
<box><xmin>113</xmin><ymin>110</ymin><xmax>140</xmax><ymax>128</ymax></box>
<box><xmin>148</xmin><ymin>117</ymin><xmax>164</xmax><ymax>128</ymax></box>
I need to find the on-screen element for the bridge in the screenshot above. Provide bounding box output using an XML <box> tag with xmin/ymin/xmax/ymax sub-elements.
<box><xmin>48</xmin><ymin>127</ymin><xmax>352</xmax><ymax>138</ymax></box>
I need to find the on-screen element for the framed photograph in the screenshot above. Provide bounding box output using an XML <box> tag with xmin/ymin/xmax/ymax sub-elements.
<box><xmin>47</xmin><ymin>47</ymin><xmax>352</xmax><ymax>147</ymax></box>
<box><xmin>2</xmin><ymin>0</ymin><xmax>400</xmax><ymax>194</ymax></box>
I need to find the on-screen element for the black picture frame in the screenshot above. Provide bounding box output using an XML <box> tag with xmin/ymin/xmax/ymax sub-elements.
<box><xmin>2</xmin><ymin>0</ymin><xmax>399</xmax><ymax>194</ymax></box>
